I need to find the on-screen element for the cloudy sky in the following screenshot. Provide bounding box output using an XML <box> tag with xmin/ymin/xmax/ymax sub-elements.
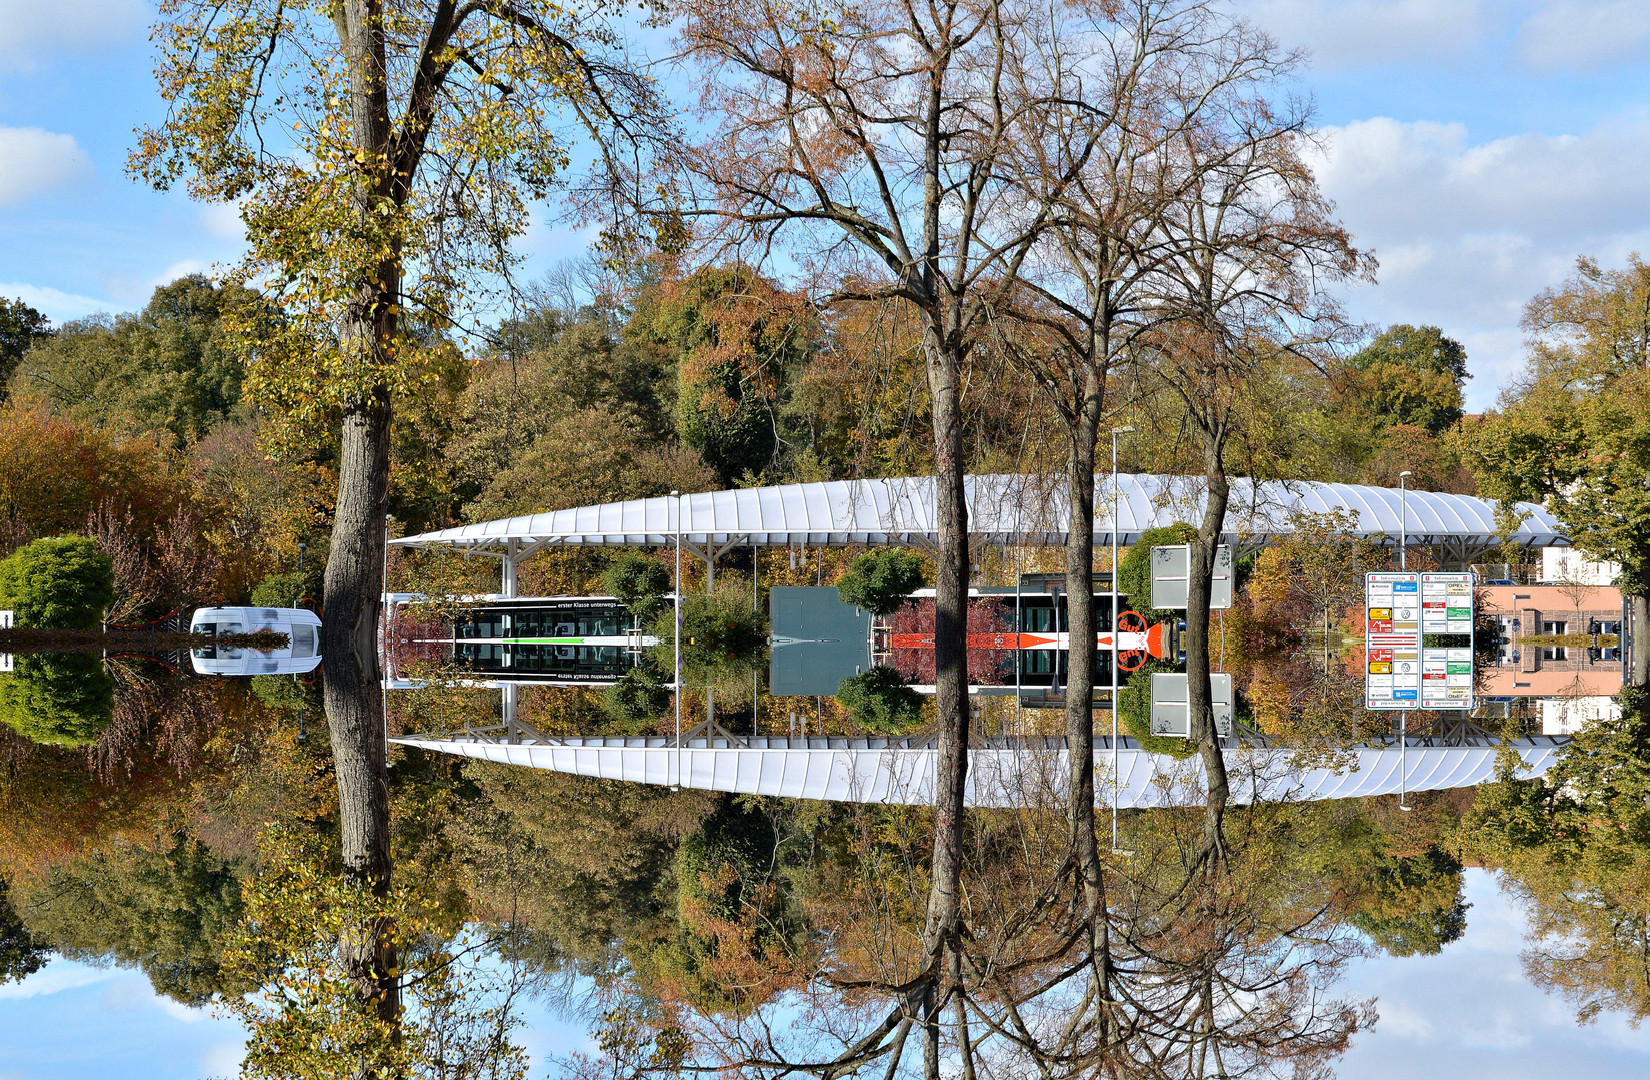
<box><xmin>1</xmin><ymin>1</ymin><xmax>1648</xmax><ymax>404</ymax></box>
<box><xmin>5</xmin><ymin>870</ymin><xmax>1649</xmax><ymax>1078</ymax></box>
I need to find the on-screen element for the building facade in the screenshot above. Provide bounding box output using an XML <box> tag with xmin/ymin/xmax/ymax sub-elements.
<box><xmin>1479</xmin><ymin>582</ymin><xmax>1625</xmax><ymax>734</ymax></box>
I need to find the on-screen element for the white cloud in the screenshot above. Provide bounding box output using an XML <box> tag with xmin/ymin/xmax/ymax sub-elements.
<box><xmin>0</xmin><ymin>0</ymin><xmax>148</xmax><ymax>72</ymax></box>
<box><xmin>100</xmin><ymin>258</ymin><xmax>218</xmax><ymax>307</ymax></box>
<box><xmin>1516</xmin><ymin>1</ymin><xmax>1650</xmax><ymax>71</ymax></box>
<box><xmin>201</xmin><ymin>201</ymin><xmax>246</xmax><ymax>242</ymax></box>
<box><xmin>1338</xmin><ymin>871</ymin><xmax>1650</xmax><ymax>1078</ymax></box>
<box><xmin>1308</xmin><ymin>113</ymin><xmax>1650</xmax><ymax>404</ymax></box>
<box><xmin>0</xmin><ymin>280</ymin><xmax>109</xmax><ymax>322</ymax></box>
<box><xmin>0</xmin><ymin>962</ymin><xmax>119</xmax><ymax>1000</ymax></box>
<box><xmin>1239</xmin><ymin>0</ymin><xmax>1490</xmax><ymax>68</ymax></box>
<box><xmin>0</xmin><ymin>126</ymin><xmax>93</xmax><ymax>206</ymax></box>
<box><xmin>202</xmin><ymin>1040</ymin><xmax>247</xmax><ymax>1077</ymax></box>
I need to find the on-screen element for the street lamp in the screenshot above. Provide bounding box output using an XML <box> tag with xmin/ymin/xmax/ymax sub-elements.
<box><xmin>1111</xmin><ymin>424</ymin><xmax>1135</xmax><ymax>855</ymax></box>
<box><xmin>1399</xmin><ymin>470</ymin><xmax>1412</xmax><ymax>812</ymax></box>
<box><xmin>673</xmin><ymin>490</ymin><xmax>682</xmax><ymax>791</ymax></box>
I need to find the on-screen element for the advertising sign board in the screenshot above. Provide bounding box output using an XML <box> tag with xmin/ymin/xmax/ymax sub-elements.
<box><xmin>1365</xmin><ymin>572</ymin><xmax>1473</xmax><ymax>711</ymax></box>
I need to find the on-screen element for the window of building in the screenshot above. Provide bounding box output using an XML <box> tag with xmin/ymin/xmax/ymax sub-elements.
<box><xmin>1542</xmin><ymin>620</ymin><xmax>1568</xmax><ymax>661</ymax></box>
<box><xmin>1596</xmin><ymin>619</ymin><xmax>1621</xmax><ymax>661</ymax></box>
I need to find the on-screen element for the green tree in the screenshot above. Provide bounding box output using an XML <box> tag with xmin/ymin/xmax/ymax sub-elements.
<box><xmin>834</xmin><ymin>549</ymin><xmax>928</xmax><ymax>616</ymax></box>
<box><xmin>250</xmin><ymin>567</ymin><xmax>324</xmax><ymax>610</ymax></box>
<box><xmin>221</xmin><ymin>827</ymin><xmax>529</xmax><ymax>1080</ymax></box>
<box><xmin>16</xmin><ymin>834</ymin><xmax>246</xmax><ymax>1004</ymax></box>
<box><xmin>1338</xmin><ymin>361</ymin><xmax>1465</xmax><ymax>437</ymax></box>
<box><xmin>638</xmin><ymin>266</ymin><xmax>817</xmax><ymax>486</ymax></box>
<box><xmin>132</xmin><ymin>4</ymin><xmax>667</xmax><ymax>1041</ymax></box>
<box><xmin>0</xmin><ymin>653</ymin><xmax>115</xmax><ymax>747</ymax></box>
<box><xmin>837</xmin><ymin>667</ymin><xmax>924</xmax><ymax>733</ymax></box>
<box><xmin>1455</xmin><ymin>256</ymin><xmax>1650</xmax><ymax>683</ymax></box>
<box><xmin>453</xmin><ymin>301</ymin><xmax>711</xmax><ymax>521</ymax></box>
<box><xmin>1345</xmin><ymin>848</ymin><xmax>1468</xmax><ymax>958</ymax></box>
<box><xmin>0</xmin><ymin>297</ymin><xmax>51</xmax><ymax>392</ymax></box>
<box><xmin>9</xmin><ymin>276</ymin><xmax>253</xmax><ymax>445</ymax></box>
<box><xmin>651</xmin><ymin>587</ymin><xmax>768</xmax><ymax>687</ymax></box>
<box><xmin>603</xmin><ymin>553</ymin><xmax>671</xmax><ymax>620</ymax></box>
<box><xmin>1460</xmin><ymin>687</ymin><xmax>1650</xmax><ymax>1024</ymax></box>
<box><xmin>604</xmin><ymin>666</ymin><xmax>670</xmax><ymax>728</ymax></box>
<box><xmin>0</xmin><ymin>535</ymin><xmax>115</xmax><ymax>629</ymax></box>
<box><xmin>0</xmin><ymin>876</ymin><xmax>49</xmax><ymax>985</ymax></box>
<box><xmin>633</xmin><ymin>794</ymin><xmax>801</xmax><ymax>1013</ymax></box>
<box><xmin>1350</xmin><ymin>323</ymin><xmax>1468</xmax><ymax>382</ymax></box>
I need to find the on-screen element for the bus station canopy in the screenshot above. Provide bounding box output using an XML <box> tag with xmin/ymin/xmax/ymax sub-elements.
<box><xmin>388</xmin><ymin>734</ymin><xmax>1568</xmax><ymax>810</ymax></box>
<box><xmin>392</xmin><ymin>473</ymin><xmax>1567</xmax><ymax>560</ymax></box>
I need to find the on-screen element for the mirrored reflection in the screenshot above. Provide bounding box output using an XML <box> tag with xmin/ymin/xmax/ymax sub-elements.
<box><xmin>3</xmin><ymin>556</ymin><xmax>1648</xmax><ymax>1079</ymax></box>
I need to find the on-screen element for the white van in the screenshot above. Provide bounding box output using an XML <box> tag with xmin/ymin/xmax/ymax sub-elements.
<box><xmin>189</xmin><ymin>606</ymin><xmax>323</xmax><ymax>676</ymax></box>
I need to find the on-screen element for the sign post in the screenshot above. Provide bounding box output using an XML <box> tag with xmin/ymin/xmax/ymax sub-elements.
<box><xmin>1150</xmin><ymin>545</ymin><xmax>1233</xmax><ymax>610</ymax></box>
<box><xmin>1365</xmin><ymin>572</ymin><xmax>1420</xmax><ymax>709</ymax></box>
<box><xmin>1420</xmin><ymin>572</ymin><xmax>1475</xmax><ymax>711</ymax></box>
<box><xmin>1365</xmin><ymin>572</ymin><xmax>1473</xmax><ymax>713</ymax></box>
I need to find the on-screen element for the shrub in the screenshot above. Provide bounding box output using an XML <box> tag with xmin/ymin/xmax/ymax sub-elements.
<box><xmin>0</xmin><ymin>535</ymin><xmax>115</xmax><ymax>629</ymax></box>
<box><xmin>835</xmin><ymin>549</ymin><xmax>927</xmax><ymax>616</ymax></box>
<box><xmin>249</xmin><ymin>571</ymin><xmax>313</xmax><ymax>609</ymax></box>
<box><xmin>603</xmin><ymin>666</ymin><xmax>670</xmax><ymax>728</ymax></box>
<box><xmin>0</xmin><ymin>653</ymin><xmax>115</xmax><ymax>747</ymax></box>
<box><xmin>250</xmin><ymin>673</ymin><xmax>322</xmax><ymax>714</ymax></box>
<box><xmin>650</xmin><ymin>587</ymin><xmax>768</xmax><ymax>685</ymax></box>
<box><xmin>1116</xmin><ymin>522</ymin><xmax>1197</xmax><ymax>623</ymax></box>
<box><xmin>837</xmin><ymin>666</ymin><xmax>925</xmax><ymax>733</ymax></box>
<box><xmin>603</xmin><ymin>552</ymin><xmax>671</xmax><ymax>619</ymax></box>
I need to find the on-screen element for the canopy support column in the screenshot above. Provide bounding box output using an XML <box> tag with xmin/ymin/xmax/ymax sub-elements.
<box><xmin>502</xmin><ymin>539</ymin><xmax>519</xmax><ymax>598</ymax></box>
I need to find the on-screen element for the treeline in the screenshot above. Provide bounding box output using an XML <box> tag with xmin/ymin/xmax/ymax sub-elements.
<box><xmin>0</xmin><ymin>264</ymin><xmax>1482</xmax><ymax>614</ymax></box>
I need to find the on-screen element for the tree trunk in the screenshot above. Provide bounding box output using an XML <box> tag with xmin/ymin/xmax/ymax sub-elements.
<box><xmin>924</xmin><ymin>334</ymin><xmax>969</xmax><ymax>957</ymax></box>
<box><xmin>1185</xmin><ymin>443</ymin><xmax>1231</xmax><ymax>858</ymax></box>
<box><xmin>325</xmin><ymin>0</ymin><xmax>401</xmax><ymax>1031</ymax></box>
<box><xmin>322</xmin><ymin>386</ymin><xmax>400</xmax><ymax>1025</ymax></box>
<box><xmin>1064</xmin><ymin>400</ymin><xmax>1104</xmax><ymax>888</ymax></box>
<box><xmin>1063</xmin><ymin>394</ymin><xmax>1120</xmax><ymax>1049</ymax></box>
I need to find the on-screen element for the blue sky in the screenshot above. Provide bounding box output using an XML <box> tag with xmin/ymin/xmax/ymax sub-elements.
<box><xmin>4</xmin><ymin>870</ymin><xmax>1648</xmax><ymax>1078</ymax></box>
<box><xmin>3</xmin><ymin>2</ymin><xmax>1650</xmax><ymax>409</ymax></box>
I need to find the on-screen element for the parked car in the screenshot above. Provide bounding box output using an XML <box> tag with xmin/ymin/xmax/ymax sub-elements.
<box><xmin>189</xmin><ymin>605</ymin><xmax>322</xmax><ymax>676</ymax></box>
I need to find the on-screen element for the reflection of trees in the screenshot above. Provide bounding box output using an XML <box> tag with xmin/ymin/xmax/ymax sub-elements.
<box><xmin>0</xmin><ymin>653</ymin><xmax>114</xmax><ymax>747</ymax></box>
<box><xmin>16</xmin><ymin>832</ymin><xmax>245</xmax><ymax>1004</ymax></box>
<box><xmin>556</xmin><ymin>785</ymin><xmax>1379</xmax><ymax>1080</ymax></box>
<box><xmin>1463</xmin><ymin>688</ymin><xmax>1650</xmax><ymax>1026</ymax></box>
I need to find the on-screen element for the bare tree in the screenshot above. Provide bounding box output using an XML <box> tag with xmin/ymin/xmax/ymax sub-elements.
<box><xmin>673</xmin><ymin>2</ymin><xmax>1099</xmax><ymax>1043</ymax></box>
<box><xmin>1131</xmin><ymin>30</ymin><xmax>1373</xmax><ymax>857</ymax></box>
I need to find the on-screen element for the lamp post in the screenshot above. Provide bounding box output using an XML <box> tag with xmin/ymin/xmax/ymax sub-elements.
<box><xmin>673</xmin><ymin>490</ymin><xmax>682</xmax><ymax>791</ymax></box>
<box><xmin>1399</xmin><ymin>470</ymin><xmax>1412</xmax><ymax>812</ymax></box>
<box><xmin>1111</xmin><ymin>424</ymin><xmax>1135</xmax><ymax>854</ymax></box>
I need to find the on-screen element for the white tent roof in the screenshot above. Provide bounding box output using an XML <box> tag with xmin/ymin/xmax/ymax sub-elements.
<box><xmin>388</xmin><ymin>735</ymin><xmax>1565</xmax><ymax>809</ymax></box>
<box><xmin>392</xmin><ymin>473</ymin><xmax>1566</xmax><ymax>553</ymax></box>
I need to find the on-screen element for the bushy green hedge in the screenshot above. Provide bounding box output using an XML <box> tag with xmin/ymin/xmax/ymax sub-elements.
<box><xmin>835</xmin><ymin>548</ymin><xmax>927</xmax><ymax>615</ymax></box>
<box><xmin>0</xmin><ymin>653</ymin><xmax>115</xmax><ymax>747</ymax></box>
<box><xmin>0</xmin><ymin>535</ymin><xmax>114</xmax><ymax>629</ymax></box>
<box><xmin>1116</xmin><ymin>523</ymin><xmax>1197</xmax><ymax>623</ymax></box>
<box><xmin>603</xmin><ymin>665</ymin><xmax>671</xmax><ymax>727</ymax></box>
<box><xmin>1114</xmin><ymin>659</ymin><xmax>1195</xmax><ymax>759</ymax></box>
<box><xmin>837</xmin><ymin>666</ymin><xmax>925</xmax><ymax>733</ymax></box>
